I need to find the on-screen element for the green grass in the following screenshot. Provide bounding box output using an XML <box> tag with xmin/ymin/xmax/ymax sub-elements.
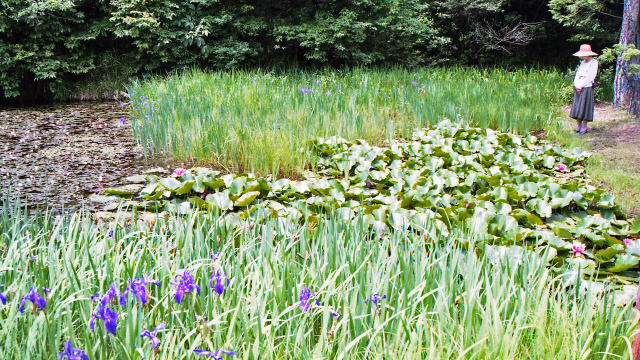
<box><xmin>0</xmin><ymin>200</ymin><xmax>635</xmax><ymax>359</ymax></box>
<box><xmin>550</xmin><ymin>107</ymin><xmax>640</xmax><ymax>217</ymax></box>
<box><xmin>126</xmin><ymin>67</ymin><xmax>566</xmax><ymax>176</ymax></box>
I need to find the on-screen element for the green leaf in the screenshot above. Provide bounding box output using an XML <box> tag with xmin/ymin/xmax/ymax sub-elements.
<box><xmin>594</xmin><ymin>244</ymin><xmax>624</xmax><ymax>263</ymax></box>
<box><xmin>606</xmin><ymin>255</ymin><xmax>640</xmax><ymax>273</ymax></box>
<box><xmin>159</xmin><ymin>178</ymin><xmax>182</xmax><ymax>192</ymax></box>
<box><xmin>234</xmin><ymin>191</ymin><xmax>260</xmax><ymax>207</ymax></box>
<box><xmin>205</xmin><ymin>191</ymin><xmax>233</xmax><ymax>211</ymax></box>
<box><xmin>176</xmin><ymin>181</ymin><xmax>195</xmax><ymax>195</ymax></box>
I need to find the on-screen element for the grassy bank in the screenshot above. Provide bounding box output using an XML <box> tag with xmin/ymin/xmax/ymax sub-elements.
<box><xmin>552</xmin><ymin>103</ymin><xmax>640</xmax><ymax>217</ymax></box>
<box><xmin>126</xmin><ymin>67</ymin><xmax>566</xmax><ymax>176</ymax></box>
<box><xmin>0</xmin><ymin>201</ymin><xmax>634</xmax><ymax>359</ymax></box>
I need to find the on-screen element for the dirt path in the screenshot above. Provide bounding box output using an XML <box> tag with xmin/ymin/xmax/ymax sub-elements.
<box><xmin>560</xmin><ymin>102</ymin><xmax>640</xmax><ymax>217</ymax></box>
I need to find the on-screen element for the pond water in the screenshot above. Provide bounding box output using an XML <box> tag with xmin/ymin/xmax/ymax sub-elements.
<box><xmin>0</xmin><ymin>102</ymin><xmax>182</xmax><ymax>212</ymax></box>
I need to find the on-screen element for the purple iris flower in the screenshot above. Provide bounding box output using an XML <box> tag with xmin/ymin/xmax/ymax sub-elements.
<box><xmin>119</xmin><ymin>102</ymin><xmax>126</xmax><ymax>108</ymax></box>
<box><xmin>102</xmin><ymin>283</ymin><xmax>127</xmax><ymax>306</ymax></box>
<box><xmin>300</xmin><ymin>87</ymin><xmax>312</xmax><ymax>94</ymax></box>
<box><xmin>193</xmin><ymin>349</ymin><xmax>236</xmax><ymax>359</ymax></box>
<box><xmin>119</xmin><ymin>118</ymin><xmax>126</xmax><ymax>125</ymax></box>
<box><xmin>299</xmin><ymin>286</ymin><xmax>320</xmax><ymax>312</ymax></box>
<box><xmin>141</xmin><ymin>101</ymin><xmax>147</xmax><ymax>107</ymax></box>
<box><xmin>209</xmin><ymin>251</ymin><xmax>221</xmax><ymax>260</ymax></box>
<box><xmin>253</xmin><ymin>77</ymin><xmax>257</xmax><ymax>83</ymax></box>
<box><xmin>126</xmin><ymin>275</ymin><xmax>160</xmax><ymax>305</ymax></box>
<box><xmin>411</xmin><ymin>81</ymin><xmax>417</xmax><ymax>86</ymax></box>
<box><xmin>140</xmin><ymin>321</ymin><xmax>166</xmax><ymax>349</ymax></box>
<box><xmin>58</xmin><ymin>341</ymin><xmax>90</xmax><ymax>360</ymax></box>
<box><xmin>365</xmin><ymin>294</ymin><xmax>386</xmax><ymax>307</ymax></box>
<box><xmin>108</xmin><ymin>229</ymin><xmax>114</xmax><ymax>237</ymax></box>
<box><xmin>18</xmin><ymin>287</ymin><xmax>46</xmax><ymax>313</ymax></box>
<box><xmin>0</xmin><ymin>292</ymin><xmax>6</xmax><ymax>305</ymax></box>
<box><xmin>325</xmin><ymin>90</ymin><xmax>331</xmax><ymax>96</ymax></box>
<box><xmin>89</xmin><ymin>300</ymin><xmax>118</xmax><ymax>335</ymax></box>
<box><xmin>28</xmin><ymin>256</ymin><xmax>35</xmax><ymax>262</ymax></box>
<box><xmin>316</xmin><ymin>79</ymin><xmax>321</xmax><ymax>84</ymax></box>
<box><xmin>209</xmin><ymin>271</ymin><xmax>229</xmax><ymax>296</ymax></box>
<box><xmin>171</xmin><ymin>270</ymin><xmax>200</xmax><ymax>304</ymax></box>
<box><xmin>144</xmin><ymin>115</ymin><xmax>150</xmax><ymax>119</ymax></box>
<box><xmin>331</xmin><ymin>311</ymin><xmax>342</xmax><ymax>318</ymax></box>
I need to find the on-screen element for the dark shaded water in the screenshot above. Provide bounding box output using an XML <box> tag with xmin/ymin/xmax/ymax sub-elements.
<box><xmin>0</xmin><ymin>102</ymin><xmax>178</xmax><ymax>211</ymax></box>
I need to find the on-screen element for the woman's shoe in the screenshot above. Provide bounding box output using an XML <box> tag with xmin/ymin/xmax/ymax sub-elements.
<box><xmin>572</xmin><ymin>129</ymin><xmax>580</xmax><ymax>133</ymax></box>
<box><xmin>578</xmin><ymin>129</ymin><xmax>589</xmax><ymax>134</ymax></box>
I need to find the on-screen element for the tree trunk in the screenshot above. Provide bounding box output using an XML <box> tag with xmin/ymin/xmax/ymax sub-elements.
<box><xmin>614</xmin><ymin>0</ymin><xmax>640</xmax><ymax>108</ymax></box>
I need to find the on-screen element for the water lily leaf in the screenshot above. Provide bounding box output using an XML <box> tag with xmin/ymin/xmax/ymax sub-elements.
<box><xmin>228</xmin><ymin>177</ymin><xmax>247</xmax><ymax>197</ymax></box>
<box><xmin>176</xmin><ymin>181</ymin><xmax>195</xmax><ymax>195</ymax></box>
<box><xmin>203</xmin><ymin>177</ymin><xmax>225</xmax><ymax>190</ymax></box>
<box><xmin>626</xmin><ymin>241</ymin><xmax>640</xmax><ymax>257</ymax></box>
<box><xmin>565</xmin><ymin>257</ymin><xmax>597</xmax><ymax>275</ymax></box>
<box><xmin>235</xmin><ymin>191</ymin><xmax>260</xmax><ymax>207</ymax></box>
<box><xmin>205</xmin><ymin>191</ymin><xmax>233</xmax><ymax>211</ymax></box>
<box><xmin>159</xmin><ymin>178</ymin><xmax>182</xmax><ymax>192</ymax></box>
<box><xmin>605</xmin><ymin>255</ymin><xmax>640</xmax><ymax>273</ymax></box>
<box><xmin>631</xmin><ymin>216</ymin><xmax>640</xmax><ymax>233</ymax></box>
<box><xmin>193</xmin><ymin>178</ymin><xmax>206</xmax><ymax>193</ymax></box>
<box><xmin>189</xmin><ymin>197</ymin><xmax>208</xmax><ymax>209</ymax></box>
<box><xmin>526</xmin><ymin>198</ymin><xmax>551</xmax><ymax>218</ymax></box>
<box><xmin>551</xmin><ymin>226</ymin><xmax>573</xmax><ymax>239</ymax></box>
<box><xmin>125</xmin><ymin>175</ymin><xmax>147</xmax><ymax>184</ymax></box>
<box><xmin>594</xmin><ymin>244</ymin><xmax>624</xmax><ymax>263</ymax></box>
<box><xmin>104</xmin><ymin>184</ymin><xmax>144</xmax><ymax>196</ymax></box>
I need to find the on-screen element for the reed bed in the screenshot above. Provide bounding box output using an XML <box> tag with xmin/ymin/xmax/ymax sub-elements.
<box><xmin>126</xmin><ymin>67</ymin><xmax>565</xmax><ymax>176</ymax></box>
<box><xmin>0</xmin><ymin>200</ymin><xmax>633</xmax><ymax>359</ymax></box>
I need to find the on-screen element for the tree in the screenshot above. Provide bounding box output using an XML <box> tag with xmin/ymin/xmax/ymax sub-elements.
<box><xmin>613</xmin><ymin>0</ymin><xmax>639</xmax><ymax>108</ymax></box>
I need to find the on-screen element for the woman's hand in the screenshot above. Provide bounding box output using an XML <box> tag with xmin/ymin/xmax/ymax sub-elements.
<box><xmin>576</xmin><ymin>87</ymin><xmax>582</xmax><ymax>94</ymax></box>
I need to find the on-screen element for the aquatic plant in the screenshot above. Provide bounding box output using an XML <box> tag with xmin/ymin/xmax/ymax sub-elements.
<box><xmin>126</xmin><ymin>67</ymin><xmax>565</xmax><ymax>176</ymax></box>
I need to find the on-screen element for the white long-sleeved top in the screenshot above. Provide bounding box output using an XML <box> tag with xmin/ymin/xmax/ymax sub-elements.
<box><xmin>574</xmin><ymin>59</ymin><xmax>598</xmax><ymax>89</ymax></box>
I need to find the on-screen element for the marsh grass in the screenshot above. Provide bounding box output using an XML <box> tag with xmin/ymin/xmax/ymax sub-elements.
<box><xmin>0</xmin><ymin>199</ymin><xmax>635</xmax><ymax>359</ymax></box>
<box><xmin>127</xmin><ymin>67</ymin><xmax>565</xmax><ymax>176</ymax></box>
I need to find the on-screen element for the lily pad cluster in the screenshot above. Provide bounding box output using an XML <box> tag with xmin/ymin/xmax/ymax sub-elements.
<box><xmin>100</xmin><ymin>121</ymin><xmax>640</xmax><ymax>280</ymax></box>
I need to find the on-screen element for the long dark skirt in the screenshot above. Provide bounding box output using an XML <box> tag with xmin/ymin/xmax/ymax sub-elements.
<box><xmin>569</xmin><ymin>86</ymin><xmax>594</xmax><ymax>122</ymax></box>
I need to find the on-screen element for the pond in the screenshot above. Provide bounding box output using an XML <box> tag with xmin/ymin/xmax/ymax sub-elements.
<box><xmin>0</xmin><ymin>102</ymin><xmax>183</xmax><ymax>212</ymax></box>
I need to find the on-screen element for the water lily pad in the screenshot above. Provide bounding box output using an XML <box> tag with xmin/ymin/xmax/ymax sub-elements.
<box><xmin>104</xmin><ymin>184</ymin><xmax>144</xmax><ymax>196</ymax></box>
<box><xmin>125</xmin><ymin>175</ymin><xmax>147</xmax><ymax>184</ymax></box>
<box><xmin>235</xmin><ymin>191</ymin><xmax>260</xmax><ymax>207</ymax></box>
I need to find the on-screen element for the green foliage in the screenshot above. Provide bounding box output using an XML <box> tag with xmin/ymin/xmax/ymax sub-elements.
<box><xmin>0</xmin><ymin>0</ymin><xmax>621</xmax><ymax>101</ymax></box>
<box><xmin>548</xmin><ymin>0</ymin><xmax>620</xmax><ymax>43</ymax></box>
<box><xmin>126</xmin><ymin>68</ymin><xmax>566</xmax><ymax>176</ymax></box>
<box><xmin>102</xmin><ymin>121</ymin><xmax>640</xmax><ymax>283</ymax></box>
<box><xmin>0</xmin><ymin>198</ymin><xmax>635</xmax><ymax>359</ymax></box>
<box><xmin>0</xmin><ymin>0</ymin><xmax>110</xmax><ymax>99</ymax></box>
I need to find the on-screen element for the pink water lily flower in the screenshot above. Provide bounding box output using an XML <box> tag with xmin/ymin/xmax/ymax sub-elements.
<box><xmin>571</xmin><ymin>242</ymin><xmax>586</xmax><ymax>255</ymax></box>
<box><xmin>557</xmin><ymin>163</ymin><xmax>568</xmax><ymax>171</ymax></box>
<box><xmin>173</xmin><ymin>168</ymin><xmax>187</xmax><ymax>176</ymax></box>
<box><xmin>624</xmin><ymin>238</ymin><xmax>633</xmax><ymax>245</ymax></box>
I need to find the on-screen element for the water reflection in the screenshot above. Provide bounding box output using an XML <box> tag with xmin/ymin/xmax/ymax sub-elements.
<box><xmin>0</xmin><ymin>102</ymin><xmax>179</xmax><ymax>212</ymax></box>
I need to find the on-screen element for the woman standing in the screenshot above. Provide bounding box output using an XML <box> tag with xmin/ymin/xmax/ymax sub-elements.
<box><xmin>570</xmin><ymin>44</ymin><xmax>599</xmax><ymax>134</ymax></box>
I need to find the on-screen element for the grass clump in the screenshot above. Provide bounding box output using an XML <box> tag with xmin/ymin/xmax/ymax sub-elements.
<box><xmin>0</xmin><ymin>200</ymin><xmax>635</xmax><ymax>359</ymax></box>
<box><xmin>126</xmin><ymin>67</ymin><xmax>565</xmax><ymax>176</ymax></box>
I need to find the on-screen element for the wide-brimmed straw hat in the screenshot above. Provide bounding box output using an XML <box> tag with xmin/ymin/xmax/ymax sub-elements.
<box><xmin>573</xmin><ymin>44</ymin><xmax>598</xmax><ymax>57</ymax></box>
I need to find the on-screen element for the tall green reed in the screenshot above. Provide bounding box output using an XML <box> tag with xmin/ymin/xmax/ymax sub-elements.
<box><xmin>127</xmin><ymin>67</ymin><xmax>565</xmax><ymax>176</ymax></box>
<box><xmin>0</xmin><ymin>202</ymin><xmax>634</xmax><ymax>359</ymax></box>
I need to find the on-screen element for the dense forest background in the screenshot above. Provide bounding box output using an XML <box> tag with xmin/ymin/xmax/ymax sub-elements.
<box><xmin>0</xmin><ymin>0</ymin><xmax>622</xmax><ymax>103</ymax></box>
